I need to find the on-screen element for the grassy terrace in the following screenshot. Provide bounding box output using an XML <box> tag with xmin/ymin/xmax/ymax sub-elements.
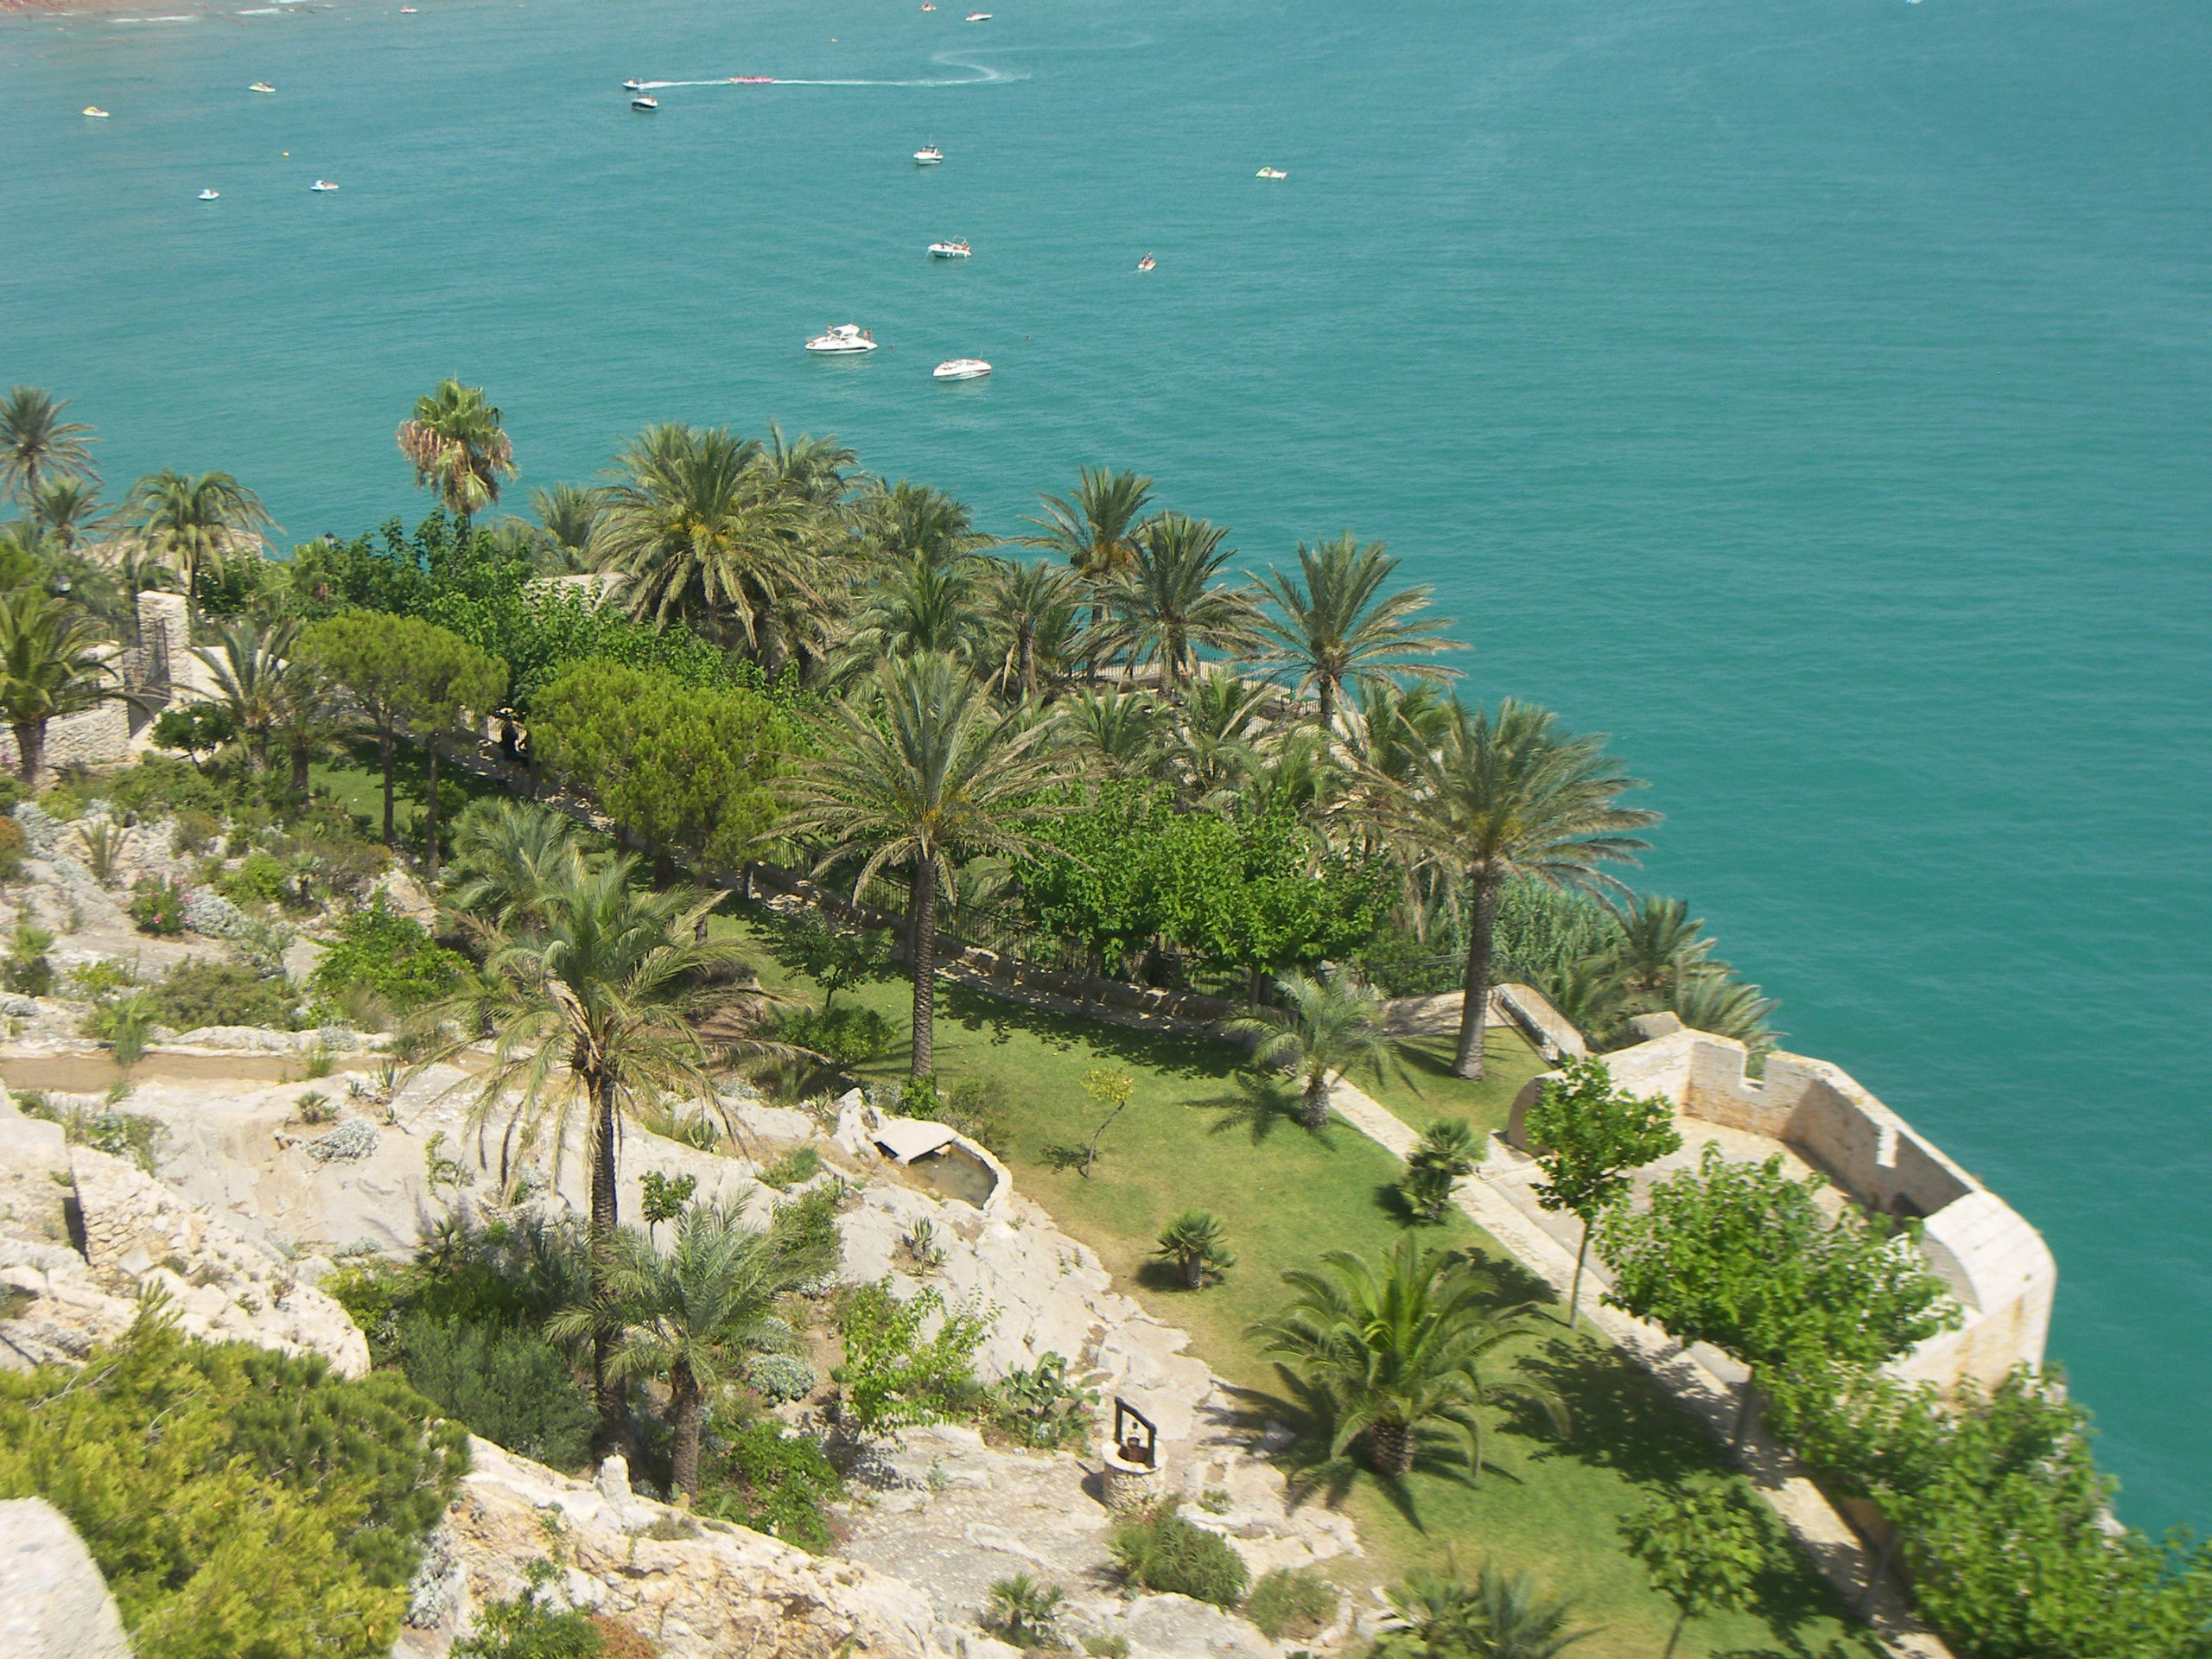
<box><xmin>721</xmin><ymin>910</ymin><xmax>1876</xmax><ymax>1659</ymax></box>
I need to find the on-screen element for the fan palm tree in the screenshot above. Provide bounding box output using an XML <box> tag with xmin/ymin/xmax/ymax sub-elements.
<box><xmin>1252</xmin><ymin>533</ymin><xmax>1463</xmax><ymax>729</ymax></box>
<box><xmin>1103</xmin><ymin>514</ymin><xmax>1264</xmax><ymax>696</ymax></box>
<box><xmin>0</xmin><ymin>591</ymin><xmax>119</xmax><ymax>783</ymax></box>
<box><xmin>1153</xmin><ymin>1210</ymin><xmax>1236</xmax><ymax>1289</ymax></box>
<box><xmin>779</xmin><ymin>652</ymin><xmax>1067</xmax><ymax>1075</ymax></box>
<box><xmin>1228</xmin><ymin>969</ymin><xmax>1403</xmax><ymax>1129</ymax></box>
<box><xmin>124</xmin><ymin>469</ymin><xmax>273</xmax><ymax>603</ymax></box>
<box><xmin>396</xmin><ymin>378</ymin><xmax>516</xmax><ymax>525</ymax></box>
<box><xmin>189</xmin><ymin>618</ymin><xmax>293</xmax><ymax>771</ymax></box>
<box><xmin>415</xmin><ymin>855</ymin><xmax>771</xmax><ymax>1444</ymax></box>
<box><xmin>0</xmin><ymin>387</ymin><xmax>98</xmax><ymax>503</ymax></box>
<box><xmin>1376</xmin><ymin>1561</ymin><xmax>1598</xmax><ymax>1659</ymax></box>
<box><xmin>1388</xmin><ymin>700</ymin><xmax>1657</xmax><ymax>1078</ymax></box>
<box><xmin>1022</xmin><ymin>467</ymin><xmax>1156</xmax><ymax>675</ymax></box>
<box><xmin>550</xmin><ymin>1205</ymin><xmax>817</xmax><ymax>1497</ymax></box>
<box><xmin>442</xmin><ymin>798</ymin><xmax>591</xmax><ymax>933</ymax></box>
<box><xmin>1249</xmin><ymin>1233</ymin><xmax>1567</xmax><ymax>1482</ymax></box>
<box><xmin>27</xmin><ymin>478</ymin><xmax>117</xmax><ymax>554</ymax></box>
<box><xmin>527</xmin><ymin>483</ymin><xmax>606</xmax><ymax>573</ymax></box>
<box><xmin>596</xmin><ymin>424</ymin><xmax>822</xmax><ymax>658</ymax></box>
<box><xmin>982</xmin><ymin>556</ymin><xmax>1082</xmax><ymax>701</ymax></box>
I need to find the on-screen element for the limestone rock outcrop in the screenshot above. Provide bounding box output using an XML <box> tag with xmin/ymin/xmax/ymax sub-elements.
<box><xmin>0</xmin><ymin>1498</ymin><xmax>133</xmax><ymax>1659</ymax></box>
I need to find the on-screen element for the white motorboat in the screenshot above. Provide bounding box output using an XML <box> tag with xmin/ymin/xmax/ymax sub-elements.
<box><xmin>198</xmin><ymin>188</ymin><xmax>220</xmax><ymax>200</ymax></box>
<box><xmin>631</xmin><ymin>95</ymin><xmax>658</xmax><ymax>111</ymax></box>
<box><xmin>622</xmin><ymin>78</ymin><xmax>646</xmax><ymax>90</ymax></box>
<box><xmin>965</xmin><ymin>10</ymin><xmax>991</xmax><ymax>19</ymax></box>
<box><xmin>1136</xmin><ymin>253</ymin><xmax>1155</xmax><ymax>271</ymax></box>
<box><xmin>805</xmin><ymin>324</ymin><xmax>878</xmax><ymax>354</ymax></box>
<box><xmin>249</xmin><ymin>81</ymin><xmax>275</xmax><ymax>93</ymax></box>
<box><xmin>1255</xmin><ymin>167</ymin><xmax>1287</xmax><ymax>180</ymax></box>
<box><xmin>933</xmin><ymin>359</ymin><xmax>990</xmax><ymax>380</ymax></box>
<box><xmin>310</xmin><ymin>179</ymin><xmax>340</xmax><ymax>191</ymax></box>
<box><xmin>928</xmin><ymin>240</ymin><xmax>971</xmax><ymax>258</ymax></box>
<box><xmin>912</xmin><ymin>145</ymin><xmax>944</xmax><ymax>164</ymax></box>
<box><xmin>83</xmin><ymin>106</ymin><xmax>110</xmax><ymax>118</ymax></box>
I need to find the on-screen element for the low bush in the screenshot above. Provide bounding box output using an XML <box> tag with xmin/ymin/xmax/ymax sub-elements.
<box><xmin>69</xmin><ymin>958</ymin><xmax>142</xmax><ymax>998</ymax></box>
<box><xmin>771</xmin><ymin>1003</ymin><xmax>898</xmax><ymax>1071</ymax></box>
<box><xmin>149</xmin><ymin>960</ymin><xmax>295</xmax><ymax>1032</ymax></box>
<box><xmin>1244</xmin><ymin>1567</ymin><xmax>1338</xmax><ymax>1641</ymax></box>
<box><xmin>219</xmin><ymin>849</ymin><xmax>292</xmax><ymax>907</ymax></box>
<box><xmin>754</xmin><ymin>1146</ymin><xmax>821</xmax><ymax>1192</ymax></box>
<box><xmin>129</xmin><ymin>874</ymin><xmax>188</xmax><ymax>936</ymax></box>
<box><xmin>991</xmin><ymin>1352</ymin><xmax>1098</xmax><ymax>1451</ymax></box>
<box><xmin>1109</xmin><ymin>1499</ymin><xmax>1249</xmax><ymax>1608</ymax></box>
<box><xmin>6</xmin><ymin>922</ymin><xmax>54</xmax><ymax>996</ymax></box>
<box><xmin>310</xmin><ymin>898</ymin><xmax>467</xmax><ymax>1014</ymax></box>
<box><xmin>0</xmin><ymin>815</ymin><xmax>26</xmax><ymax>881</ymax></box>
<box><xmin>394</xmin><ymin>1313</ymin><xmax>595</xmax><ymax>1471</ymax></box>
<box><xmin>695</xmin><ymin>1423</ymin><xmax>842</xmax><ymax>1552</ymax></box>
<box><xmin>452</xmin><ymin>1558</ymin><xmax>604</xmax><ymax>1659</ymax></box>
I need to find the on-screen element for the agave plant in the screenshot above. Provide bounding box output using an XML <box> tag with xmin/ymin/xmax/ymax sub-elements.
<box><xmin>74</xmin><ymin>819</ymin><xmax>130</xmax><ymax>887</ymax></box>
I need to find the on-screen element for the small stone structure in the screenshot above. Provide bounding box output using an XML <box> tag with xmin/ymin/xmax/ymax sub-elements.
<box><xmin>1503</xmin><ymin>1025</ymin><xmax>2056</xmax><ymax>1392</ymax></box>
<box><xmin>0</xmin><ymin>590</ymin><xmax>215</xmax><ymax>777</ymax></box>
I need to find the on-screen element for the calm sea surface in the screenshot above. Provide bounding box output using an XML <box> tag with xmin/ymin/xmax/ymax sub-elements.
<box><xmin>5</xmin><ymin>0</ymin><xmax>2209</xmax><ymax>1527</ymax></box>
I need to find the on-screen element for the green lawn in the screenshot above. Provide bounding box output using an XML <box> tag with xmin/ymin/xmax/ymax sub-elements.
<box><xmin>719</xmin><ymin>909</ymin><xmax>1876</xmax><ymax>1659</ymax></box>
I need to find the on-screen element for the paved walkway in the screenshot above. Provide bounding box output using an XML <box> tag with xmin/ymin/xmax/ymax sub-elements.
<box><xmin>1323</xmin><ymin>1073</ymin><xmax>1953</xmax><ymax>1659</ymax></box>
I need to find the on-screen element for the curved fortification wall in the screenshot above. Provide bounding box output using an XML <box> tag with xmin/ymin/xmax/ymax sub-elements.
<box><xmin>1506</xmin><ymin>1025</ymin><xmax>2056</xmax><ymax>1393</ymax></box>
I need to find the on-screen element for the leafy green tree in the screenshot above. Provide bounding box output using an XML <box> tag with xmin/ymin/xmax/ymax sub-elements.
<box><xmin>1522</xmin><ymin>1057</ymin><xmax>1682</xmax><ymax>1326</ymax></box>
<box><xmin>830</xmin><ymin>1281</ymin><xmax>994</xmax><ymax>1438</ymax></box>
<box><xmin>396</xmin><ymin>379</ymin><xmax>516</xmax><ymax>526</ymax></box>
<box><xmin>757</xmin><ymin>907</ymin><xmax>897</xmax><ymax>1011</ymax></box>
<box><xmin>399</xmin><ymin>626</ymin><xmax>507</xmax><ymax>881</ymax></box>
<box><xmin>1153</xmin><ymin>1210</ymin><xmax>1235</xmax><ymax>1288</ymax></box>
<box><xmin>1156</xmin><ymin>808</ymin><xmax>1392</xmax><ymax>996</ymax></box>
<box><xmin>1620</xmin><ymin>1486</ymin><xmax>1767</xmax><ymax>1659</ymax></box>
<box><xmin>0</xmin><ymin>589</ymin><xmax>119</xmax><ymax>782</ymax></box>
<box><xmin>531</xmin><ymin>658</ymin><xmax>796</xmax><ymax>884</ymax></box>
<box><xmin>0</xmin><ymin>385</ymin><xmax>98</xmax><ymax>502</ymax></box>
<box><xmin>1103</xmin><ymin>513</ymin><xmax>1263</xmax><ymax>696</ymax></box>
<box><xmin>1375</xmin><ymin>1560</ymin><xmax>1599</xmax><ymax>1659</ymax></box>
<box><xmin>1251</xmin><ymin>532</ymin><xmax>1462</xmax><ymax>729</ymax></box>
<box><xmin>125</xmin><ymin>469</ymin><xmax>273</xmax><ymax>601</ymax></box>
<box><xmin>1249</xmin><ymin>1233</ymin><xmax>1565</xmax><ymax>1481</ymax></box>
<box><xmin>1228</xmin><ymin>969</ymin><xmax>1402</xmax><ymax>1130</ymax></box>
<box><xmin>1597</xmin><ymin>1145</ymin><xmax>1960</xmax><ymax>1442</ymax></box>
<box><xmin>780</xmin><ymin>652</ymin><xmax>1066</xmax><ymax>1075</ymax></box>
<box><xmin>1385</xmin><ymin>699</ymin><xmax>1658</xmax><ymax>1079</ymax></box>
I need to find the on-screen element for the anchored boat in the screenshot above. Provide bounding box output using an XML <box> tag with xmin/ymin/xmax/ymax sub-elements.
<box><xmin>928</xmin><ymin>240</ymin><xmax>971</xmax><ymax>258</ymax></box>
<box><xmin>933</xmin><ymin>359</ymin><xmax>990</xmax><ymax>380</ymax></box>
<box><xmin>806</xmin><ymin>325</ymin><xmax>878</xmax><ymax>354</ymax></box>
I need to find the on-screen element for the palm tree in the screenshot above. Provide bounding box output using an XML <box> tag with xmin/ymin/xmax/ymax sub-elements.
<box><xmin>125</xmin><ymin>469</ymin><xmax>274</xmax><ymax>602</ymax></box>
<box><xmin>1376</xmin><ymin>1561</ymin><xmax>1598</xmax><ymax>1659</ymax></box>
<box><xmin>1601</xmin><ymin>895</ymin><xmax>1718</xmax><ymax>1001</ymax></box>
<box><xmin>982</xmin><ymin>556</ymin><xmax>1082</xmax><ymax>701</ymax></box>
<box><xmin>984</xmin><ymin>1573</ymin><xmax>1067</xmax><ymax>1648</ymax></box>
<box><xmin>189</xmin><ymin>618</ymin><xmax>292</xmax><ymax>771</ymax></box>
<box><xmin>1229</xmin><ymin>726</ymin><xmax>1343</xmax><ymax>826</ymax></box>
<box><xmin>268</xmin><ymin>652</ymin><xmax>340</xmax><ymax>795</ymax></box>
<box><xmin>1228</xmin><ymin>969</ymin><xmax>1402</xmax><ymax>1129</ymax></box>
<box><xmin>1022</xmin><ymin>467</ymin><xmax>1156</xmax><ymax>675</ymax></box>
<box><xmin>0</xmin><ymin>591</ymin><xmax>119</xmax><ymax>783</ymax></box>
<box><xmin>27</xmin><ymin>479</ymin><xmax>116</xmax><ymax>554</ymax></box>
<box><xmin>595</xmin><ymin>424</ymin><xmax>822</xmax><ymax>658</ymax></box>
<box><xmin>1103</xmin><ymin>514</ymin><xmax>1263</xmax><ymax>696</ymax></box>
<box><xmin>1059</xmin><ymin>683</ymin><xmax>1166</xmax><ymax>781</ymax></box>
<box><xmin>442</xmin><ymin>798</ymin><xmax>591</xmax><ymax>933</ymax></box>
<box><xmin>1153</xmin><ymin>1211</ymin><xmax>1235</xmax><ymax>1289</ymax></box>
<box><xmin>1669</xmin><ymin>969</ymin><xmax>1779</xmax><ymax>1047</ymax></box>
<box><xmin>1401</xmin><ymin>1117</ymin><xmax>1481</xmax><ymax>1222</ymax></box>
<box><xmin>836</xmin><ymin>553</ymin><xmax>992</xmax><ymax>674</ymax></box>
<box><xmin>396</xmin><ymin>378</ymin><xmax>516</xmax><ymax>525</ymax></box>
<box><xmin>550</xmin><ymin>1205</ymin><xmax>818</xmax><ymax>1497</ymax></box>
<box><xmin>758</xmin><ymin>422</ymin><xmax>858</xmax><ymax>510</ymax></box>
<box><xmin>779</xmin><ymin>653</ymin><xmax>1067</xmax><ymax>1075</ymax></box>
<box><xmin>856</xmin><ymin>480</ymin><xmax>996</xmax><ymax>569</ymax></box>
<box><xmin>1252</xmin><ymin>533</ymin><xmax>1463</xmax><ymax>729</ymax></box>
<box><xmin>1249</xmin><ymin>1233</ymin><xmax>1567</xmax><ymax>1482</ymax></box>
<box><xmin>527</xmin><ymin>483</ymin><xmax>606</xmax><ymax>573</ymax></box>
<box><xmin>1162</xmin><ymin>671</ymin><xmax>1271</xmax><ymax>804</ymax></box>
<box><xmin>0</xmin><ymin>387</ymin><xmax>98</xmax><ymax>503</ymax></box>
<box><xmin>1388</xmin><ymin>700</ymin><xmax>1657</xmax><ymax>1079</ymax></box>
<box><xmin>416</xmin><ymin>855</ymin><xmax>768</xmax><ymax>1445</ymax></box>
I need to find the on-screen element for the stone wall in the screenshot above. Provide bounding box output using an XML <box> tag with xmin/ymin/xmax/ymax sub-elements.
<box><xmin>1506</xmin><ymin>1027</ymin><xmax>2056</xmax><ymax>1393</ymax></box>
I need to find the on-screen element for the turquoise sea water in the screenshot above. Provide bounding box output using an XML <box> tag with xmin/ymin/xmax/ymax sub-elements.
<box><xmin>5</xmin><ymin>0</ymin><xmax>2209</xmax><ymax>1527</ymax></box>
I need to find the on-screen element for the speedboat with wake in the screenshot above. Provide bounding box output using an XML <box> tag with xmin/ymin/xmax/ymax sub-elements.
<box><xmin>913</xmin><ymin>144</ymin><xmax>944</xmax><ymax>164</ymax></box>
<box><xmin>729</xmin><ymin>75</ymin><xmax>773</xmax><ymax>84</ymax></box>
<box><xmin>632</xmin><ymin>94</ymin><xmax>658</xmax><ymax>111</ymax></box>
<box><xmin>928</xmin><ymin>239</ymin><xmax>971</xmax><ymax>258</ymax></box>
<box><xmin>1136</xmin><ymin>253</ymin><xmax>1155</xmax><ymax>271</ymax></box>
<box><xmin>623</xmin><ymin>78</ymin><xmax>646</xmax><ymax>90</ymax></box>
<box><xmin>806</xmin><ymin>325</ymin><xmax>878</xmax><ymax>353</ymax></box>
<box><xmin>198</xmin><ymin>188</ymin><xmax>219</xmax><ymax>200</ymax></box>
<box><xmin>934</xmin><ymin>359</ymin><xmax>990</xmax><ymax>380</ymax></box>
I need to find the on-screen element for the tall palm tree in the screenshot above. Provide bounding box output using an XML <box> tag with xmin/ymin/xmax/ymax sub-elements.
<box><xmin>1103</xmin><ymin>514</ymin><xmax>1263</xmax><ymax>696</ymax></box>
<box><xmin>416</xmin><ymin>855</ymin><xmax>766</xmax><ymax>1444</ymax></box>
<box><xmin>550</xmin><ymin>1205</ymin><xmax>821</xmax><ymax>1497</ymax></box>
<box><xmin>27</xmin><ymin>478</ymin><xmax>117</xmax><ymax>554</ymax></box>
<box><xmin>595</xmin><ymin>424</ymin><xmax>821</xmax><ymax>658</ymax></box>
<box><xmin>1388</xmin><ymin>700</ymin><xmax>1657</xmax><ymax>1079</ymax></box>
<box><xmin>1058</xmin><ymin>683</ymin><xmax>1165</xmax><ymax>781</ymax></box>
<box><xmin>1022</xmin><ymin>467</ymin><xmax>1156</xmax><ymax>676</ymax></box>
<box><xmin>0</xmin><ymin>387</ymin><xmax>98</xmax><ymax>503</ymax></box>
<box><xmin>188</xmin><ymin>618</ymin><xmax>292</xmax><ymax>771</ymax></box>
<box><xmin>125</xmin><ymin>469</ymin><xmax>274</xmax><ymax>602</ymax></box>
<box><xmin>1253</xmin><ymin>533</ymin><xmax>1463</xmax><ymax>729</ymax></box>
<box><xmin>1249</xmin><ymin>1233</ymin><xmax>1567</xmax><ymax>1482</ymax></box>
<box><xmin>0</xmin><ymin>591</ymin><xmax>118</xmax><ymax>783</ymax></box>
<box><xmin>268</xmin><ymin>652</ymin><xmax>340</xmax><ymax>796</ymax></box>
<box><xmin>836</xmin><ymin>553</ymin><xmax>992</xmax><ymax>674</ymax></box>
<box><xmin>527</xmin><ymin>483</ymin><xmax>606</xmax><ymax>573</ymax></box>
<box><xmin>982</xmin><ymin>556</ymin><xmax>1082</xmax><ymax>701</ymax></box>
<box><xmin>1376</xmin><ymin>1562</ymin><xmax>1598</xmax><ymax>1659</ymax></box>
<box><xmin>442</xmin><ymin>798</ymin><xmax>591</xmax><ymax>933</ymax></box>
<box><xmin>1162</xmin><ymin>671</ymin><xmax>1271</xmax><ymax>804</ymax></box>
<box><xmin>1228</xmin><ymin>969</ymin><xmax>1402</xmax><ymax>1129</ymax></box>
<box><xmin>759</xmin><ymin>422</ymin><xmax>859</xmax><ymax>511</ymax></box>
<box><xmin>779</xmin><ymin>653</ymin><xmax>1067</xmax><ymax>1075</ymax></box>
<box><xmin>396</xmin><ymin>378</ymin><xmax>516</xmax><ymax>525</ymax></box>
<box><xmin>856</xmin><ymin>480</ymin><xmax>996</xmax><ymax>569</ymax></box>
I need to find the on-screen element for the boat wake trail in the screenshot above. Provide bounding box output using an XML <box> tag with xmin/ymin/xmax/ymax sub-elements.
<box><xmin>639</xmin><ymin>50</ymin><xmax>1028</xmax><ymax>92</ymax></box>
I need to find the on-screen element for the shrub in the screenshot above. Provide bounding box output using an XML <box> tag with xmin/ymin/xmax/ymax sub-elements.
<box><xmin>452</xmin><ymin>1559</ymin><xmax>604</xmax><ymax>1659</ymax></box>
<box><xmin>310</xmin><ymin>899</ymin><xmax>467</xmax><ymax>1014</ymax></box>
<box><xmin>0</xmin><ymin>814</ymin><xmax>26</xmax><ymax>880</ymax></box>
<box><xmin>129</xmin><ymin>875</ymin><xmax>188</xmax><ymax>936</ymax></box>
<box><xmin>771</xmin><ymin>1004</ymin><xmax>898</xmax><ymax>1071</ymax></box>
<box><xmin>6</xmin><ymin>922</ymin><xmax>54</xmax><ymax>996</ymax></box>
<box><xmin>940</xmin><ymin>1076</ymin><xmax>1007</xmax><ymax>1152</ymax></box>
<box><xmin>170</xmin><ymin>808</ymin><xmax>222</xmax><ymax>858</ymax></box>
<box><xmin>1244</xmin><ymin>1568</ymin><xmax>1338</xmax><ymax>1641</ymax></box>
<box><xmin>219</xmin><ymin>849</ymin><xmax>292</xmax><ymax>907</ymax></box>
<box><xmin>149</xmin><ymin>961</ymin><xmax>294</xmax><ymax>1031</ymax></box>
<box><xmin>80</xmin><ymin>1111</ymin><xmax>165</xmax><ymax>1172</ymax></box>
<box><xmin>394</xmin><ymin>1313</ymin><xmax>595</xmax><ymax>1471</ymax></box>
<box><xmin>984</xmin><ymin>1571</ymin><xmax>1066</xmax><ymax>1647</ymax></box>
<box><xmin>744</xmin><ymin>1351</ymin><xmax>818</xmax><ymax>1405</ymax></box>
<box><xmin>830</xmin><ymin>1282</ymin><xmax>992</xmax><ymax>1437</ymax></box>
<box><xmin>754</xmin><ymin>1146</ymin><xmax>821</xmax><ymax>1192</ymax></box>
<box><xmin>993</xmin><ymin>1352</ymin><xmax>1098</xmax><ymax>1451</ymax></box>
<box><xmin>695</xmin><ymin>1422</ymin><xmax>843</xmax><ymax>1551</ymax></box>
<box><xmin>69</xmin><ymin>958</ymin><xmax>141</xmax><ymax>998</ymax></box>
<box><xmin>1109</xmin><ymin>1500</ymin><xmax>1249</xmax><ymax>1607</ymax></box>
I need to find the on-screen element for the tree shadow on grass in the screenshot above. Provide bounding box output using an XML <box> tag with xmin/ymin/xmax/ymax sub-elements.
<box><xmin>1186</xmin><ymin>1071</ymin><xmax>1334</xmax><ymax>1147</ymax></box>
<box><xmin>938</xmin><ymin>980</ymin><xmax>1242</xmax><ymax>1082</ymax></box>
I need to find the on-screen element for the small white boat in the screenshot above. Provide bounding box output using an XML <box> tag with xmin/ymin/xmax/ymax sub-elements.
<box><xmin>83</xmin><ymin>106</ymin><xmax>110</xmax><ymax>118</ymax></box>
<box><xmin>1136</xmin><ymin>253</ymin><xmax>1155</xmax><ymax>271</ymax></box>
<box><xmin>632</xmin><ymin>95</ymin><xmax>658</xmax><ymax>111</ymax></box>
<box><xmin>920</xmin><ymin>2</ymin><xmax>935</xmax><ymax>9</ymax></box>
<box><xmin>249</xmin><ymin>81</ymin><xmax>275</xmax><ymax>93</ymax></box>
<box><xmin>622</xmin><ymin>78</ymin><xmax>645</xmax><ymax>90</ymax></box>
<box><xmin>198</xmin><ymin>188</ymin><xmax>220</xmax><ymax>200</ymax></box>
<box><xmin>399</xmin><ymin>6</ymin><xmax>416</xmax><ymax>11</ymax></box>
<box><xmin>310</xmin><ymin>179</ymin><xmax>340</xmax><ymax>191</ymax></box>
<box><xmin>928</xmin><ymin>240</ymin><xmax>971</xmax><ymax>258</ymax></box>
<box><xmin>1255</xmin><ymin>167</ymin><xmax>1287</xmax><ymax>180</ymax></box>
<box><xmin>805</xmin><ymin>324</ymin><xmax>878</xmax><ymax>354</ymax></box>
<box><xmin>913</xmin><ymin>145</ymin><xmax>944</xmax><ymax>164</ymax></box>
<box><xmin>965</xmin><ymin>10</ymin><xmax>991</xmax><ymax>18</ymax></box>
<box><xmin>933</xmin><ymin>358</ymin><xmax>990</xmax><ymax>380</ymax></box>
